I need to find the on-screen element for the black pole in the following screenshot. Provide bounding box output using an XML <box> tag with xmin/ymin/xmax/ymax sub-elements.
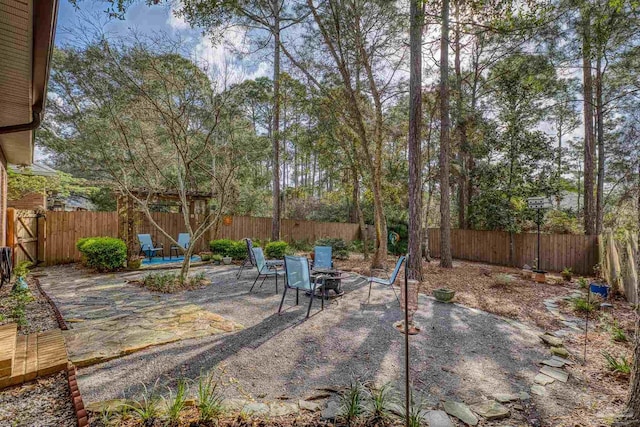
<box><xmin>537</xmin><ymin>209</ymin><xmax>541</xmax><ymax>271</ymax></box>
<box><xmin>404</xmin><ymin>254</ymin><xmax>410</xmax><ymax>427</ymax></box>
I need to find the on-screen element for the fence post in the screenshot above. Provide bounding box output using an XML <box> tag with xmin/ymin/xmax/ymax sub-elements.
<box><xmin>6</xmin><ymin>208</ymin><xmax>15</xmax><ymax>266</ymax></box>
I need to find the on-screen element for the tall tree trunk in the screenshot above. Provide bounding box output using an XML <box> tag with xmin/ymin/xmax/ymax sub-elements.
<box><xmin>582</xmin><ymin>6</ymin><xmax>596</xmax><ymax>235</ymax></box>
<box><xmin>454</xmin><ymin>0</ymin><xmax>467</xmax><ymax>230</ymax></box>
<box><xmin>619</xmin><ymin>163</ymin><xmax>640</xmax><ymax>426</ymax></box>
<box><xmin>556</xmin><ymin>123</ymin><xmax>563</xmax><ymax>209</ymax></box>
<box><xmin>595</xmin><ymin>55</ymin><xmax>605</xmax><ymax>235</ymax></box>
<box><xmin>271</xmin><ymin>0</ymin><xmax>282</xmax><ymax>241</ymax></box>
<box><xmin>407</xmin><ymin>0</ymin><xmax>423</xmax><ymax>280</ymax></box>
<box><xmin>439</xmin><ymin>0</ymin><xmax>453</xmax><ymax>268</ymax></box>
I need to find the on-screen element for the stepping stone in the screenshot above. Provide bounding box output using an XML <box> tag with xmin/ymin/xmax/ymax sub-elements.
<box><xmin>269</xmin><ymin>402</ymin><xmax>299</xmax><ymax>416</ymax></box>
<box><xmin>550</xmin><ymin>346</ymin><xmax>570</xmax><ymax>358</ymax></box>
<box><xmin>321</xmin><ymin>400</ymin><xmax>340</xmax><ymax>420</ymax></box>
<box><xmin>553</xmin><ymin>329</ymin><xmax>574</xmax><ymax>338</ymax></box>
<box><xmin>530</xmin><ymin>385</ymin><xmax>547</xmax><ymax>396</ymax></box>
<box><xmin>519</xmin><ymin>392</ymin><xmax>531</xmax><ymax>401</ymax></box>
<box><xmin>424</xmin><ymin>410</ymin><xmax>454</xmax><ymax>427</ymax></box>
<box><xmin>540</xmin><ymin>366</ymin><xmax>569</xmax><ymax>383</ymax></box>
<box><xmin>470</xmin><ymin>400</ymin><xmax>510</xmax><ymax>420</ymax></box>
<box><xmin>534</xmin><ymin>373</ymin><xmax>555</xmax><ymax>385</ymax></box>
<box><xmin>244</xmin><ymin>402</ymin><xmax>269</xmax><ymax>415</ymax></box>
<box><xmin>540</xmin><ymin>333</ymin><xmax>563</xmax><ymax>347</ymax></box>
<box><xmin>443</xmin><ymin>401</ymin><xmax>478</xmax><ymax>426</ymax></box>
<box><xmin>493</xmin><ymin>393</ymin><xmax>520</xmax><ymax>403</ymax></box>
<box><xmin>298</xmin><ymin>400</ymin><xmax>321</xmax><ymax>412</ymax></box>
<box><xmin>541</xmin><ymin>358</ymin><xmax>565</xmax><ymax>368</ymax></box>
<box><xmin>551</xmin><ymin>355</ymin><xmax>573</xmax><ymax>365</ymax></box>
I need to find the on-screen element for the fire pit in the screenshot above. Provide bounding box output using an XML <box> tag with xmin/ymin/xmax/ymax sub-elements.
<box><xmin>309</xmin><ymin>268</ymin><xmax>345</xmax><ymax>299</ymax></box>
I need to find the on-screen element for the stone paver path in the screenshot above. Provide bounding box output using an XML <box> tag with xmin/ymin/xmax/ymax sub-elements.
<box><xmin>39</xmin><ymin>267</ymin><xmax>243</xmax><ymax>366</ymax></box>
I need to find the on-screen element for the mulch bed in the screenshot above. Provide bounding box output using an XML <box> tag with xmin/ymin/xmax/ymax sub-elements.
<box><xmin>0</xmin><ymin>274</ymin><xmax>77</xmax><ymax>427</ymax></box>
<box><xmin>0</xmin><ymin>277</ymin><xmax>59</xmax><ymax>334</ymax></box>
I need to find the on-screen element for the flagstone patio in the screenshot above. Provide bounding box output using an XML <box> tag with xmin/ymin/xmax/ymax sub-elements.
<box><xmin>38</xmin><ymin>267</ymin><xmax>243</xmax><ymax>366</ymax></box>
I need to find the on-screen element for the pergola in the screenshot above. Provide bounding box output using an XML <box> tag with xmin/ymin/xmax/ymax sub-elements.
<box><xmin>116</xmin><ymin>189</ymin><xmax>213</xmax><ymax>257</ymax></box>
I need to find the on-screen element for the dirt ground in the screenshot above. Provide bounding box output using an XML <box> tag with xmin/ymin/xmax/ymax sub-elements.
<box><xmin>337</xmin><ymin>255</ymin><xmax>637</xmax><ymax>425</ymax></box>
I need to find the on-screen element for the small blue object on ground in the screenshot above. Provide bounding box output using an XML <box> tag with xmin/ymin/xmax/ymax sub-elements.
<box><xmin>142</xmin><ymin>255</ymin><xmax>201</xmax><ymax>265</ymax></box>
<box><xmin>589</xmin><ymin>282</ymin><xmax>610</xmax><ymax>299</ymax></box>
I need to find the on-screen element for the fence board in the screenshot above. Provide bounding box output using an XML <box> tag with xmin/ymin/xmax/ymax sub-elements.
<box><xmin>427</xmin><ymin>228</ymin><xmax>597</xmax><ymax>275</ymax></box>
<box><xmin>44</xmin><ymin>212</ymin><xmax>363</xmax><ymax>265</ymax></box>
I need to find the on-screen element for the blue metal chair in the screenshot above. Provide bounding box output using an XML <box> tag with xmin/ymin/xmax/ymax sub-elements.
<box><xmin>366</xmin><ymin>256</ymin><xmax>406</xmax><ymax>303</ymax></box>
<box><xmin>313</xmin><ymin>246</ymin><xmax>333</xmax><ymax>269</ymax></box>
<box><xmin>170</xmin><ymin>233</ymin><xmax>190</xmax><ymax>259</ymax></box>
<box><xmin>250</xmin><ymin>247</ymin><xmax>285</xmax><ymax>293</ymax></box>
<box><xmin>279</xmin><ymin>255</ymin><xmax>328</xmax><ymax>318</ymax></box>
<box><xmin>138</xmin><ymin>234</ymin><xmax>164</xmax><ymax>260</ymax></box>
<box><xmin>237</xmin><ymin>238</ymin><xmax>284</xmax><ymax>278</ymax></box>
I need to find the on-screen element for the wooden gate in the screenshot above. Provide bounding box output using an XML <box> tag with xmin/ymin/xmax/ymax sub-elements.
<box><xmin>7</xmin><ymin>208</ymin><xmax>45</xmax><ymax>267</ymax></box>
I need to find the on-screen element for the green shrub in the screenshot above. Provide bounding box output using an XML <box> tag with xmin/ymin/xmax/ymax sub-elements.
<box><xmin>315</xmin><ymin>238</ymin><xmax>349</xmax><ymax>260</ymax></box>
<box><xmin>289</xmin><ymin>239</ymin><xmax>313</xmax><ymax>252</ymax></box>
<box><xmin>76</xmin><ymin>237</ymin><xmax>127</xmax><ymax>272</ymax></box>
<box><xmin>265</xmin><ymin>241</ymin><xmax>289</xmax><ymax>259</ymax></box>
<box><xmin>349</xmin><ymin>239</ymin><xmax>374</xmax><ymax>254</ymax></box>
<box><xmin>209</xmin><ymin>239</ymin><xmax>246</xmax><ymax>259</ymax></box>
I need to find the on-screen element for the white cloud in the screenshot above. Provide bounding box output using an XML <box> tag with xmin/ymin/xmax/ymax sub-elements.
<box><xmin>166</xmin><ymin>2</ymin><xmax>190</xmax><ymax>31</ymax></box>
<box><xmin>192</xmin><ymin>28</ymin><xmax>270</xmax><ymax>85</ymax></box>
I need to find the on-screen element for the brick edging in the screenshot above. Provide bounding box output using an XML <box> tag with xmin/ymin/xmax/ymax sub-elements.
<box><xmin>67</xmin><ymin>364</ymin><xmax>88</xmax><ymax>427</ymax></box>
<box><xmin>33</xmin><ymin>277</ymin><xmax>68</xmax><ymax>331</ymax></box>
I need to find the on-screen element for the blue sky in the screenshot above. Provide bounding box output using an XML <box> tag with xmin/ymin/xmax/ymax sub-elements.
<box><xmin>55</xmin><ymin>1</ymin><xmax>270</xmax><ymax>82</ymax></box>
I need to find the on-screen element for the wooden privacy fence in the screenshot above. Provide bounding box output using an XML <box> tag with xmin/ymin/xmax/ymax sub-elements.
<box><xmin>427</xmin><ymin>228</ymin><xmax>599</xmax><ymax>275</ymax></box>
<box><xmin>40</xmin><ymin>211</ymin><xmax>599</xmax><ymax>274</ymax></box>
<box><xmin>44</xmin><ymin>211</ymin><xmax>361</xmax><ymax>265</ymax></box>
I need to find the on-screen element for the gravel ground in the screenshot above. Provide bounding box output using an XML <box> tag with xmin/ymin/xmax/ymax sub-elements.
<box><xmin>0</xmin><ymin>370</ymin><xmax>75</xmax><ymax>427</ymax></box>
<box><xmin>45</xmin><ymin>264</ymin><xmax>595</xmax><ymax>425</ymax></box>
<box><xmin>0</xmin><ymin>275</ymin><xmax>76</xmax><ymax>427</ymax></box>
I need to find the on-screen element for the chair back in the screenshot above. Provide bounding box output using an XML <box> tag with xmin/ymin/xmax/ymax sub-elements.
<box><xmin>388</xmin><ymin>256</ymin><xmax>406</xmax><ymax>284</ymax></box>
<box><xmin>314</xmin><ymin>246</ymin><xmax>332</xmax><ymax>269</ymax></box>
<box><xmin>284</xmin><ymin>255</ymin><xmax>312</xmax><ymax>291</ymax></box>
<box><xmin>138</xmin><ymin>234</ymin><xmax>153</xmax><ymax>249</ymax></box>
<box><xmin>177</xmin><ymin>233</ymin><xmax>190</xmax><ymax>248</ymax></box>
<box><xmin>252</xmin><ymin>247</ymin><xmax>267</xmax><ymax>272</ymax></box>
<box><xmin>245</xmin><ymin>238</ymin><xmax>257</xmax><ymax>266</ymax></box>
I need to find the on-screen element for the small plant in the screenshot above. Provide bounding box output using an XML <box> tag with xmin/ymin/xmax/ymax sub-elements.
<box><xmin>197</xmin><ymin>373</ymin><xmax>225</xmax><ymax>422</ymax></box>
<box><xmin>13</xmin><ymin>261</ymin><xmax>32</xmax><ymax>280</ymax></box>
<box><xmin>97</xmin><ymin>406</ymin><xmax>118</xmax><ymax>427</ymax></box>
<box><xmin>265</xmin><ymin>241</ymin><xmax>290</xmax><ymax>259</ymax></box>
<box><xmin>561</xmin><ymin>267</ymin><xmax>573</xmax><ymax>281</ymax></box>
<box><xmin>189</xmin><ymin>271</ymin><xmax>208</xmax><ymax>286</ymax></box>
<box><xmin>126</xmin><ymin>383</ymin><xmax>161</xmax><ymax>424</ymax></box>
<box><xmin>339</xmin><ymin>380</ymin><xmax>366</xmax><ymax>425</ymax></box>
<box><xmin>200</xmin><ymin>251</ymin><xmax>213</xmax><ymax>262</ymax></box>
<box><xmin>212</xmin><ymin>254</ymin><xmax>223</xmax><ymax>264</ymax></box>
<box><xmin>572</xmin><ymin>296</ymin><xmax>595</xmax><ymax>313</ymax></box>
<box><xmin>577</xmin><ymin>277</ymin><xmax>588</xmax><ymax>289</ymax></box>
<box><xmin>366</xmin><ymin>382</ymin><xmax>396</xmax><ymax>421</ymax></box>
<box><xmin>608</xmin><ymin>321</ymin><xmax>628</xmax><ymax>343</ymax></box>
<box><xmin>603</xmin><ymin>351</ymin><xmax>631</xmax><ymax>375</ymax></box>
<box><xmin>493</xmin><ymin>273</ymin><xmax>514</xmax><ymax>287</ymax></box>
<box><xmin>400</xmin><ymin>393</ymin><xmax>428</xmax><ymax>427</ymax></box>
<box><xmin>143</xmin><ymin>272</ymin><xmax>179</xmax><ymax>293</ymax></box>
<box><xmin>164</xmin><ymin>378</ymin><xmax>188</xmax><ymax>424</ymax></box>
<box><xmin>127</xmin><ymin>256</ymin><xmax>144</xmax><ymax>270</ymax></box>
